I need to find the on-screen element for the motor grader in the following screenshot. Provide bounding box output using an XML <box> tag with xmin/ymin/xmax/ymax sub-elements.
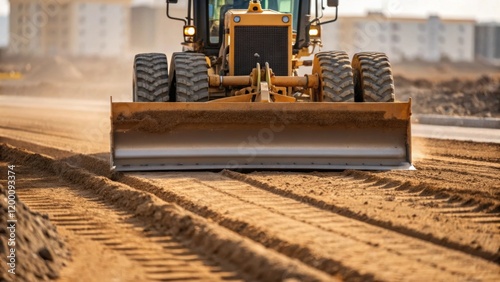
<box><xmin>110</xmin><ymin>0</ymin><xmax>413</xmax><ymax>171</ymax></box>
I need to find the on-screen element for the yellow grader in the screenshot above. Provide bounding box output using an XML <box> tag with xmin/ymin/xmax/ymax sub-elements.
<box><xmin>111</xmin><ymin>0</ymin><xmax>412</xmax><ymax>171</ymax></box>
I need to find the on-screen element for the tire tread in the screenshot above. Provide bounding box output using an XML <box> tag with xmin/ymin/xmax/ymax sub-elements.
<box><xmin>352</xmin><ymin>52</ymin><xmax>395</xmax><ymax>102</ymax></box>
<box><xmin>133</xmin><ymin>53</ymin><xmax>169</xmax><ymax>102</ymax></box>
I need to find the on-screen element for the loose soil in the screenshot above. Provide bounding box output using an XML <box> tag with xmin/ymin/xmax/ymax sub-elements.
<box><xmin>1</xmin><ymin>135</ymin><xmax>499</xmax><ymax>280</ymax></box>
<box><xmin>0</xmin><ymin>144</ymin><xmax>334</xmax><ymax>282</ymax></box>
<box><xmin>0</xmin><ymin>170</ymin><xmax>69</xmax><ymax>282</ymax></box>
<box><xmin>114</xmin><ymin>106</ymin><xmax>406</xmax><ymax>135</ymax></box>
<box><xmin>1</xmin><ymin>56</ymin><xmax>499</xmax><ymax>281</ymax></box>
<box><xmin>395</xmin><ymin>75</ymin><xmax>500</xmax><ymax>117</ymax></box>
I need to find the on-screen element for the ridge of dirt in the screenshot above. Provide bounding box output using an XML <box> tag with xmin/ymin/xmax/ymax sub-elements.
<box><xmin>1</xmin><ymin>137</ymin><xmax>499</xmax><ymax>280</ymax></box>
<box><xmin>13</xmin><ymin>168</ymin><xmax>240</xmax><ymax>282</ymax></box>
<box><xmin>6</xmin><ymin>138</ymin><xmax>498</xmax><ymax>265</ymax></box>
<box><xmin>368</xmin><ymin>138</ymin><xmax>500</xmax><ymax>207</ymax></box>
<box><xmin>0</xmin><ymin>137</ymin><xmax>84</xmax><ymax>160</ymax></box>
<box><xmin>37</xmin><ymin>153</ymin><xmax>397</xmax><ymax>279</ymax></box>
<box><xmin>223</xmin><ymin>170</ymin><xmax>500</xmax><ymax>264</ymax></box>
<box><xmin>121</xmin><ymin>170</ymin><xmax>499</xmax><ymax>281</ymax></box>
<box><xmin>0</xmin><ymin>179</ymin><xmax>69</xmax><ymax>281</ymax></box>
<box><xmin>119</xmin><ymin>174</ymin><xmax>378</xmax><ymax>280</ymax></box>
<box><xmin>395</xmin><ymin>75</ymin><xmax>500</xmax><ymax>117</ymax></box>
<box><xmin>0</xmin><ymin>144</ymin><xmax>335</xmax><ymax>281</ymax></box>
<box><xmin>339</xmin><ymin>169</ymin><xmax>499</xmax><ymax>213</ymax></box>
<box><xmin>47</xmin><ymin>151</ymin><xmax>383</xmax><ymax>280</ymax></box>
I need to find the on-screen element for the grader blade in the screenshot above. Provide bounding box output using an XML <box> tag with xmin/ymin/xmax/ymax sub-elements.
<box><xmin>110</xmin><ymin>100</ymin><xmax>413</xmax><ymax>171</ymax></box>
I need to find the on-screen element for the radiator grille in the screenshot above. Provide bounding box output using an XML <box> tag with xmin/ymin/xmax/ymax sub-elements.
<box><xmin>234</xmin><ymin>26</ymin><xmax>289</xmax><ymax>76</ymax></box>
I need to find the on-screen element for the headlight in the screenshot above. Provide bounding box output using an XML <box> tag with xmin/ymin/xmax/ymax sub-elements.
<box><xmin>183</xmin><ymin>26</ymin><xmax>196</xmax><ymax>36</ymax></box>
<box><xmin>309</xmin><ymin>26</ymin><xmax>320</xmax><ymax>37</ymax></box>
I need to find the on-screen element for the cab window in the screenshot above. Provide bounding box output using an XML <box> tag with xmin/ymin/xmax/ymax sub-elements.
<box><xmin>208</xmin><ymin>0</ymin><xmax>300</xmax><ymax>45</ymax></box>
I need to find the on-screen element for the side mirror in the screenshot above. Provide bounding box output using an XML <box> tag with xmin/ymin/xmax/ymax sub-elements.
<box><xmin>168</xmin><ymin>0</ymin><xmax>178</xmax><ymax>3</ymax></box>
<box><xmin>327</xmin><ymin>0</ymin><xmax>339</xmax><ymax>7</ymax></box>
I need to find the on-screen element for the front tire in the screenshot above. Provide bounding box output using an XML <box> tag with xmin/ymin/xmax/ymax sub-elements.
<box><xmin>352</xmin><ymin>52</ymin><xmax>395</xmax><ymax>102</ymax></box>
<box><xmin>133</xmin><ymin>53</ymin><xmax>169</xmax><ymax>102</ymax></box>
<box><xmin>312</xmin><ymin>51</ymin><xmax>355</xmax><ymax>102</ymax></box>
<box><xmin>168</xmin><ymin>52</ymin><xmax>209</xmax><ymax>102</ymax></box>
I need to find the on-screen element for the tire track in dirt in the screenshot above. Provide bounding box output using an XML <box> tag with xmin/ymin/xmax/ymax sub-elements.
<box><xmin>123</xmin><ymin>171</ymin><xmax>499</xmax><ymax>281</ymax></box>
<box><xmin>18</xmin><ymin>140</ymin><xmax>497</xmax><ymax>279</ymax></box>
<box><xmin>229</xmin><ymin>170</ymin><xmax>500</xmax><ymax>262</ymax></box>
<box><xmin>10</xmin><ymin>165</ymin><xmax>241</xmax><ymax>282</ymax></box>
<box><xmin>380</xmin><ymin>162</ymin><xmax>499</xmax><ymax>202</ymax></box>
<box><xmin>413</xmin><ymin>138</ymin><xmax>500</xmax><ymax>163</ymax></box>
<box><xmin>2</xmin><ymin>137</ymin><xmax>499</xmax><ymax>280</ymax></box>
<box><xmin>1</xmin><ymin>144</ymin><xmax>332</xmax><ymax>281</ymax></box>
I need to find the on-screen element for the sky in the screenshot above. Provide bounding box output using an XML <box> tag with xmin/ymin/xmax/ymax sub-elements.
<box><xmin>0</xmin><ymin>0</ymin><xmax>499</xmax><ymax>22</ymax></box>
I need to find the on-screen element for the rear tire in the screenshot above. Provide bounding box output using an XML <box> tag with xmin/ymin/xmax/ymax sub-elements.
<box><xmin>169</xmin><ymin>52</ymin><xmax>209</xmax><ymax>102</ymax></box>
<box><xmin>133</xmin><ymin>53</ymin><xmax>169</xmax><ymax>102</ymax></box>
<box><xmin>312</xmin><ymin>51</ymin><xmax>355</xmax><ymax>102</ymax></box>
<box><xmin>352</xmin><ymin>52</ymin><xmax>395</xmax><ymax>102</ymax></box>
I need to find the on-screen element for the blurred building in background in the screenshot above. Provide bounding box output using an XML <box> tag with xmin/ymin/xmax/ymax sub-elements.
<box><xmin>8</xmin><ymin>0</ymin><xmax>131</xmax><ymax>57</ymax></box>
<box><xmin>475</xmin><ymin>23</ymin><xmax>500</xmax><ymax>65</ymax></box>
<box><xmin>0</xmin><ymin>15</ymin><xmax>7</xmax><ymax>47</ymax></box>
<box><xmin>323</xmin><ymin>13</ymin><xmax>476</xmax><ymax>63</ymax></box>
<box><xmin>5</xmin><ymin>2</ymin><xmax>500</xmax><ymax>64</ymax></box>
<box><xmin>130</xmin><ymin>4</ymin><xmax>184</xmax><ymax>58</ymax></box>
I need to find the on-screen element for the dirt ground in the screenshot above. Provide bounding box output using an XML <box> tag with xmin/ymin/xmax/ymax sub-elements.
<box><xmin>392</xmin><ymin>60</ymin><xmax>500</xmax><ymax>117</ymax></box>
<box><xmin>0</xmin><ymin>56</ymin><xmax>499</xmax><ymax>281</ymax></box>
<box><xmin>395</xmin><ymin>75</ymin><xmax>500</xmax><ymax>117</ymax></box>
<box><xmin>1</xmin><ymin>136</ymin><xmax>499</xmax><ymax>281</ymax></box>
<box><xmin>0</xmin><ymin>180</ymin><xmax>69</xmax><ymax>281</ymax></box>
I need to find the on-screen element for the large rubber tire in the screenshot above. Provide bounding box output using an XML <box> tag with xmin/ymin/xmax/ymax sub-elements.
<box><xmin>133</xmin><ymin>53</ymin><xmax>169</xmax><ymax>102</ymax></box>
<box><xmin>168</xmin><ymin>52</ymin><xmax>209</xmax><ymax>102</ymax></box>
<box><xmin>352</xmin><ymin>52</ymin><xmax>395</xmax><ymax>102</ymax></box>
<box><xmin>312</xmin><ymin>51</ymin><xmax>355</xmax><ymax>102</ymax></box>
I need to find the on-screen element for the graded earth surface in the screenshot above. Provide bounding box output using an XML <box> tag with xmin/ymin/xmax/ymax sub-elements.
<box><xmin>0</xmin><ymin>57</ymin><xmax>499</xmax><ymax>281</ymax></box>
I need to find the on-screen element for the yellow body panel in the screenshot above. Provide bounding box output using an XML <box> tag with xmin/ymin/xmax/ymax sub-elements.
<box><xmin>225</xmin><ymin>9</ymin><xmax>293</xmax><ymax>76</ymax></box>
